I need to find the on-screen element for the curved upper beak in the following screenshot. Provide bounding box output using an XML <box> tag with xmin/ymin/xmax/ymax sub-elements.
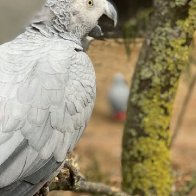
<box><xmin>104</xmin><ymin>0</ymin><xmax>118</xmax><ymax>27</ymax></box>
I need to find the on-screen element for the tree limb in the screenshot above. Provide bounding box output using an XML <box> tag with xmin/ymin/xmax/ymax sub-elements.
<box><xmin>50</xmin><ymin>177</ymin><xmax>130</xmax><ymax>196</ymax></box>
<box><xmin>48</xmin><ymin>159</ymin><xmax>130</xmax><ymax>196</ymax></box>
<box><xmin>170</xmin><ymin>27</ymin><xmax>196</xmax><ymax>147</ymax></box>
<box><xmin>170</xmin><ymin>75</ymin><xmax>196</xmax><ymax>147</ymax></box>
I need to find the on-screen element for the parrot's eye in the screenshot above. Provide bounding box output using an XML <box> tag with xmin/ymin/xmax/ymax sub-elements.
<box><xmin>87</xmin><ymin>0</ymin><xmax>94</xmax><ymax>7</ymax></box>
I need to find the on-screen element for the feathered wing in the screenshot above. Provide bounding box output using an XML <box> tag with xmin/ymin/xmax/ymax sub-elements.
<box><xmin>0</xmin><ymin>33</ymin><xmax>95</xmax><ymax>192</ymax></box>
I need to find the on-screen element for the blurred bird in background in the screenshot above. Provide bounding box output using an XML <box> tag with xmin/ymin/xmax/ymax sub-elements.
<box><xmin>0</xmin><ymin>0</ymin><xmax>117</xmax><ymax>195</ymax></box>
<box><xmin>108</xmin><ymin>73</ymin><xmax>129</xmax><ymax>121</ymax></box>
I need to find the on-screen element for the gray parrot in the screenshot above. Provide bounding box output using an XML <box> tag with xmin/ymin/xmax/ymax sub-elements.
<box><xmin>108</xmin><ymin>73</ymin><xmax>129</xmax><ymax>121</ymax></box>
<box><xmin>0</xmin><ymin>0</ymin><xmax>117</xmax><ymax>195</ymax></box>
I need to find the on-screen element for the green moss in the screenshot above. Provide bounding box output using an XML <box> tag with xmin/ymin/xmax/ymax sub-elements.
<box><xmin>122</xmin><ymin>0</ymin><xmax>196</xmax><ymax>195</ymax></box>
<box><xmin>128</xmin><ymin>138</ymin><xmax>171</xmax><ymax>195</ymax></box>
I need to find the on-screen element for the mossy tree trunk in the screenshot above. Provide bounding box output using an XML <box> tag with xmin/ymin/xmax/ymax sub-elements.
<box><xmin>122</xmin><ymin>0</ymin><xmax>196</xmax><ymax>195</ymax></box>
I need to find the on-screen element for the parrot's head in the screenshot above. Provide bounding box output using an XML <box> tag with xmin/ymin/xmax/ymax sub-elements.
<box><xmin>44</xmin><ymin>0</ymin><xmax>117</xmax><ymax>39</ymax></box>
<box><xmin>71</xmin><ymin>0</ymin><xmax>118</xmax><ymax>30</ymax></box>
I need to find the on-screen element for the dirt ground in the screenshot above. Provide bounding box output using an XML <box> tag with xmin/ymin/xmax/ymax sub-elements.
<box><xmin>49</xmin><ymin>39</ymin><xmax>196</xmax><ymax>196</ymax></box>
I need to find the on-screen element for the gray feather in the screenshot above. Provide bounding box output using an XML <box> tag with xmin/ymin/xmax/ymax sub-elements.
<box><xmin>0</xmin><ymin>140</ymin><xmax>28</xmax><ymax>174</ymax></box>
<box><xmin>24</xmin><ymin>157</ymin><xmax>61</xmax><ymax>184</ymax></box>
<box><xmin>0</xmin><ymin>157</ymin><xmax>61</xmax><ymax>196</ymax></box>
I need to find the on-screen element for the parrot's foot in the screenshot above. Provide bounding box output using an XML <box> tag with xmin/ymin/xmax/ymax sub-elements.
<box><xmin>49</xmin><ymin>154</ymin><xmax>85</xmax><ymax>192</ymax></box>
<box><xmin>64</xmin><ymin>155</ymin><xmax>85</xmax><ymax>186</ymax></box>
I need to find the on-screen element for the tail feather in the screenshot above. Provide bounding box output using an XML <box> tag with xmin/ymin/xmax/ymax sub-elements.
<box><xmin>0</xmin><ymin>157</ymin><xmax>62</xmax><ymax>196</ymax></box>
<box><xmin>0</xmin><ymin>180</ymin><xmax>46</xmax><ymax>196</ymax></box>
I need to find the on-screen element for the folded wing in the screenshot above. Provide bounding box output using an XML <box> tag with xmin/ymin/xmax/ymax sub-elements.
<box><xmin>0</xmin><ymin>34</ymin><xmax>95</xmax><ymax>188</ymax></box>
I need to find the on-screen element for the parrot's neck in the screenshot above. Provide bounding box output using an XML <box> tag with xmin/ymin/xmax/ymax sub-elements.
<box><xmin>27</xmin><ymin>22</ymin><xmax>82</xmax><ymax>47</ymax></box>
<box><xmin>30</xmin><ymin>0</ymin><xmax>90</xmax><ymax>41</ymax></box>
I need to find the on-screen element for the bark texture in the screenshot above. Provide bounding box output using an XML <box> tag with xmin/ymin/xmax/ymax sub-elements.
<box><xmin>122</xmin><ymin>0</ymin><xmax>196</xmax><ymax>195</ymax></box>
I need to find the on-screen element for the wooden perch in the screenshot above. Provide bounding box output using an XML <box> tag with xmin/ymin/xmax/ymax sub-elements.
<box><xmin>50</xmin><ymin>176</ymin><xmax>130</xmax><ymax>196</ymax></box>
<box><xmin>50</xmin><ymin>161</ymin><xmax>130</xmax><ymax>196</ymax></box>
<box><xmin>35</xmin><ymin>157</ymin><xmax>130</xmax><ymax>196</ymax></box>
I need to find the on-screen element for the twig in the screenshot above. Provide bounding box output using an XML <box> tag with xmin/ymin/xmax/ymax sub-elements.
<box><xmin>74</xmin><ymin>180</ymin><xmax>130</xmax><ymax>196</ymax></box>
<box><xmin>170</xmin><ymin>75</ymin><xmax>196</xmax><ymax>147</ymax></box>
<box><xmin>51</xmin><ymin>178</ymin><xmax>130</xmax><ymax>196</ymax></box>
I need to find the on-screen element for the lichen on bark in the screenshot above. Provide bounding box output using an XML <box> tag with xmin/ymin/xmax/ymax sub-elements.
<box><xmin>121</xmin><ymin>0</ymin><xmax>196</xmax><ymax>195</ymax></box>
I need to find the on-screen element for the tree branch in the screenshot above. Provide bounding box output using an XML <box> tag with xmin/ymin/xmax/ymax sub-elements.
<box><xmin>74</xmin><ymin>181</ymin><xmax>130</xmax><ymax>196</ymax></box>
<box><xmin>50</xmin><ymin>177</ymin><xmax>130</xmax><ymax>196</ymax></box>
<box><xmin>48</xmin><ymin>159</ymin><xmax>130</xmax><ymax>196</ymax></box>
<box><xmin>170</xmin><ymin>27</ymin><xmax>196</xmax><ymax>147</ymax></box>
<box><xmin>170</xmin><ymin>75</ymin><xmax>196</xmax><ymax>147</ymax></box>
